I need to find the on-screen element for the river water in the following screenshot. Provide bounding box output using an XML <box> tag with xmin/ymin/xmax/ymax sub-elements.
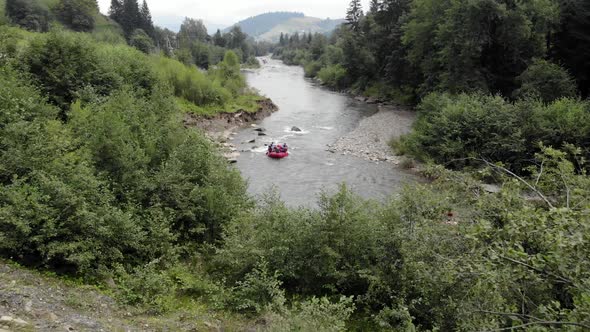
<box><xmin>232</xmin><ymin>58</ymin><xmax>417</xmax><ymax>206</ymax></box>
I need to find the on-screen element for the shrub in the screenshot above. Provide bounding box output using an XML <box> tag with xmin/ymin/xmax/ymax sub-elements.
<box><xmin>318</xmin><ymin>64</ymin><xmax>348</xmax><ymax>89</ymax></box>
<box><xmin>399</xmin><ymin>93</ymin><xmax>526</xmax><ymax>169</ymax></box>
<box><xmin>151</xmin><ymin>55</ymin><xmax>231</xmax><ymax>106</ymax></box>
<box><xmin>228</xmin><ymin>260</ymin><xmax>285</xmax><ymax>315</ymax></box>
<box><xmin>514</xmin><ymin>59</ymin><xmax>577</xmax><ymax>103</ymax></box>
<box><xmin>129</xmin><ymin>28</ymin><xmax>154</xmax><ymax>54</ymax></box>
<box><xmin>22</xmin><ymin>31</ymin><xmax>102</xmax><ymax>111</ymax></box>
<box><xmin>5</xmin><ymin>0</ymin><xmax>51</xmax><ymax>32</ymax></box>
<box><xmin>303</xmin><ymin>60</ymin><xmax>323</xmax><ymax>78</ymax></box>
<box><xmin>264</xmin><ymin>296</ymin><xmax>355</xmax><ymax>332</ymax></box>
<box><xmin>115</xmin><ymin>260</ymin><xmax>176</xmax><ymax>313</ymax></box>
<box><xmin>54</xmin><ymin>0</ymin><xmax>97</xmax><ymax>32</ymax></box>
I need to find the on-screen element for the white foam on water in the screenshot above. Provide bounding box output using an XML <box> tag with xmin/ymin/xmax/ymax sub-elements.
<box><xmin>313</xmin><ymin>126</ymin><xmax>334</xmax><ymax>131</ymax></box>
<box><xmin>283</xmin><ymin>127</ymin><xmax>310</xmax><ymax>134</ymax></box>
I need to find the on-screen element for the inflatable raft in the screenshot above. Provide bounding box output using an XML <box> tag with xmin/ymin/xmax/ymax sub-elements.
<box><xmin>267</xmin><ymin>151</ymin><xmax>289</xmax><ymax>159</ymax></box>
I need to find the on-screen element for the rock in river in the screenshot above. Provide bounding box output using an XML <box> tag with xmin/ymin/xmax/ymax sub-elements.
<box><xmin>291</xmin><ymin>126</ymin><xmax>302</xmax><ymax>132</ymax></box>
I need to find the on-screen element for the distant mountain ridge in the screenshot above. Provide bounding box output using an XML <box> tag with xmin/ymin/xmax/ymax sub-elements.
<box><xmin>228</xmin><ymin>12</ymin><xmax>344</xmax><ymax>42</ymax></box>
<box><xmin>228</xmin><ymin>12</ymin><xmax>304</xmax><ymax>37</ymax></box>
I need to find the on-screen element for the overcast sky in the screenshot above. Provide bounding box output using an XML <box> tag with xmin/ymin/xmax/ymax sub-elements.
<box><xmin>97</xmin><ymin>0</ymin><xmax>371</xmax><ymax>27</ymax></box>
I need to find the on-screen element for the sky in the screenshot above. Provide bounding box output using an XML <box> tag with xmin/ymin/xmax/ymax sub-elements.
<box><xmin>97</xmin><ymin>0</ymin><xmax>371</xmax><ymax>29</ymax></box>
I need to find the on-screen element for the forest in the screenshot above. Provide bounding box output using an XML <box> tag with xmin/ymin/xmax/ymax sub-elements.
<box><xmin>1</xmin><ymin>0</ymin><xmax>590</xmax><ymax>330</ymax></box>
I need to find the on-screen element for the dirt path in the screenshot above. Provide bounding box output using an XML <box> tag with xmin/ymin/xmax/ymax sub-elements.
<box><xmin>327</xmin><ymin>104</ymin><xmax>416</xmax><ymax>164</ymax></box>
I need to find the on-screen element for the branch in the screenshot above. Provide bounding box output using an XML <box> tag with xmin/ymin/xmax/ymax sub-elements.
<box><xmin>498</xmin><ymin>254</ymin><xmax>573</xmax><ymax>285</ymax></box>
<box><xmin>447</xmin><ymin>157</ymin><xmax>554</xmax><ymax>209</ymax></box>
<box><xmin>476</xmin><ymin>310</ymin><xmax>590</xmax><ymax>331</ymax></box>
<box><xmin>477</xmin><ymin>319</ymin><xmax>590</xmax><ymax>332</ymax></box>
<box><xmin>534</xmin><ymin>160</ymin><xmax>544</xmax><ymax>186</ymax></box>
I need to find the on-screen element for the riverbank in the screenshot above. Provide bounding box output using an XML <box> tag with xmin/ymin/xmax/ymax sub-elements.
<box><xmin>327</xmin><ymin>103</ymin><xmax>416</xmax><ymax>165</ymax></box>
<box><xmin>183</xmin><ymin>97</ymin><xmax>279</xmax><ymax>162</ymax></box>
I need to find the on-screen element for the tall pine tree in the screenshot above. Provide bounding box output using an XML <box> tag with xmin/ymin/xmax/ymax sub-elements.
<box><xmin>108</xmin><ymin>0</ymin><xmax>123</xmax><ymax>23</ymax></box>
<box><xmin>139</xmin><ymin>0</ymin><xmax>154</xmax><ymax>37</ymax></box>
<box><xmin>346</xmin><ymin>0</ymin><xmax>363</xmax><ymax>31</ymax></box>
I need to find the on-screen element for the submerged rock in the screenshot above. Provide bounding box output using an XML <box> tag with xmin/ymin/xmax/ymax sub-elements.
<box><xmin>258</xmin><ymin>132</ymin><xmax>267</xmax><ymax>136</ymax></box>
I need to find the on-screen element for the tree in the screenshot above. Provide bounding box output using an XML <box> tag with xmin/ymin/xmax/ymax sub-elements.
<box><xmin>155</xmin><ymin>26</ymin><xmax>176</xmax><ymax>56</ymax></box>
<box><xmin>108</xmin><ymin>0</ymin><xmax>123</xmax><ymax>22</ymax></box>
<box><xmin>129</xmin><ymin>28</ymin><xmax>154</xmax><ymax>54</ymax></box>
<box><xmin>5</xmin><ymin>0</ymin><xmax>50</xmax><ymax>32</ymax></box>
<box><xmin>552</xmin><ymin>0</ymin><xmax>590</xmax><ymax>98</ymax></box>
<box><xmin>139</xmin><ymin>0</ymin><xmax>154</xmax><ymax>38</ymax></box>
<box><xmin>109</xmin><ymin>0</ymin><xmax>142</xmax><ymax>37</ymax></box>
<box><xmin>346</xmin><ymin>0</ymin><xmax>363</xmax><ymax>31</ymax></box>
<box><xmin>369</xmin><ymin>0</ymin><xmax>382</xmax><ymax>13</ymax></box>
<box><xmin>54</xmin><ymin>0</ymin><xmax>98</xmax><ymax>32</ymax></box>
<box><xmin>178</xmin><ymin>17</ymin><xmax>208</xmax><ymax>48</ymax></box>
<box><xmin>514</xmin><ymin>59</ymin><xmax>577</xmax><ymax>103</ymax></box>
<box><xmin>23</xmin><ymin>32</ymin><xmax>101</xmax><ymax>113</ymax></box>
<box><xmin>213</xmin><ymin>29</ymin><xmax>226</xmax><ymax>47</ymax></box>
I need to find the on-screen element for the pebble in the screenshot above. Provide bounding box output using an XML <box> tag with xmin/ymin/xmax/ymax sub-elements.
<box><xmin>330</xmin><ymin>105</ymin><xmax>415</xmax><ymax>165</ymax></box>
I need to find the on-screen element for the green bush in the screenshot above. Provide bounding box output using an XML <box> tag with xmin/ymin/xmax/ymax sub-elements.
<box><xmin>151</xmin><ymin>55</ymin><xmax>231</xmax><ymax>106</ymax></box>
<box><xmin>115</xmin><ymin>260</ymin><xmax>176</xmax><ymax>313</ymax></box>
<box><xmin>228</xmin><ymin>260</ymin><xmax>285</xmax><ymax>315</ymax></box>
<box><xmin>54</xmin><ymin>0</ymin><xmax>97</xmax><ymax>32</ymax></box>
<box><xmin>129</xmin><ymin>28</ymin><xmax>154</xmax><ymax>54</ymax></box>
<box><xmin>399</xmin><ymin>93</ymin><xmax>526</xmax><ymax>168</ymax></box>
<box><xmin>0</xmin><ymin>69</ymin><xmax>148</xmax><ymax>276</ymax></box>
<box><xmin>514</xmin><ymin>59</ymin><xmax>578</xmax><ymax>103</ymax></box>
<box><xmin>22</xmin><ymin>31</ymin><xmax>102</xmax><ymax>111</ymax></box>
<box><xmin>5</xmin><ymin>0</ymin><xmax>51</xmax><ymax>32</ymax></box>
<box><xmin>303</xmin><ymin>60</ymin><xmax>323</xmax><ymax>78</ymax></box>
<box><xmin>210</xmin><ymin>50</ymin><xmax>246</xmax><ymax>96</ymax></box>
<box><xmin>318</xmin><ymin>64</ymin><xmax>348</xmax><ymax>89</ymax></box>
<box><xmin>264</xmin><ymin>296</ymin><xmax>355</xmax><ymax>332</ymax></box>
<box><xmin>400</xmin><ymin>92</ymin><xmax>590</xmax><ymax>172</ymax></box>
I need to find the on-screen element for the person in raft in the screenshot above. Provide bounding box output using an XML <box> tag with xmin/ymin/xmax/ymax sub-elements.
<box><xmin>282</xmin><ymin>143</ymin><xmax>288</xmax><ymax>152</ymax></box>
<box><xmin>268</xmin><ymin>142</ymin><xmax>275</xmax><ymax>153</ymax></box>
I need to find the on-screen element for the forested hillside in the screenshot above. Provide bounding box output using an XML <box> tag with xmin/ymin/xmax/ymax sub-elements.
<box><xmin>229</xmin><ymin>11</ymin><xmax>344</xmax><ymax>42</ymax></box>
<box><xmin>229</xmin><ymin>12</ymin><xmax>304</xmax><ymax>37</ymax></box>
<box><xmin>1</xmin><ymin>0</ymin><xmax>590</xmax><ymax>331</ymax></box>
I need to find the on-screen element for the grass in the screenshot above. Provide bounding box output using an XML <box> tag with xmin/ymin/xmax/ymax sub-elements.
<box><xmin>0</xmin><ymin>259</ymin><xmax>256</xmax><ymax>331</ymax></box>
<box><xmin>176</xmin><ymin>93</ymin><xmax>264</xmax><ymax>117</ymax></box>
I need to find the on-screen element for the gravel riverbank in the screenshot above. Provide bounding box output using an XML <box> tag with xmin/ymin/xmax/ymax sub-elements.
<box><xmin>327</xmin><ymin>104</ymin><xmax>416</xmax><ymax>164</ymax></box>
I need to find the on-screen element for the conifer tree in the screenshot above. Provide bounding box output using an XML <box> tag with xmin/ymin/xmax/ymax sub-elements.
<box><xmin>346</xmin><ymin>0</ymin><xmax>363</xmax><ymax>31</ymax></box>
<box><xmin>139</xmin><ymin>0</ymin><xmax>154</xmax><ymax>37</ymax></box>
<box><xmin>369</xmin><ymin>0</ymin><xmax>381</xmax><ymax>13</ymax></box>
<box><xmin>108</xmin><ymin>0</ymin><xmax>123</xmax><ymax>22</ymax></box>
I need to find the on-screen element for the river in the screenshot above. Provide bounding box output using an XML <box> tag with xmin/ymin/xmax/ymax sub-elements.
<box><xmin>232</xmin><ymin>57</ymin><xmax>417</xmax><ymax>206</ymax></box>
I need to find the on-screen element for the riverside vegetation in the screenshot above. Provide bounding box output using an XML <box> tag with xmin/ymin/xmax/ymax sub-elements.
<box><xmin>1</xmin><ymin>0</ymin><xmax>590</xmax><ymax>331</ymax></box>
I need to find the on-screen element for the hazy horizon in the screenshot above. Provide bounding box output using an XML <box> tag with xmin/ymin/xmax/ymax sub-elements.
<box><xmin>97</xmin><ymin>0</ymin><xmax>371</xmax><ymax>30</ymax></box>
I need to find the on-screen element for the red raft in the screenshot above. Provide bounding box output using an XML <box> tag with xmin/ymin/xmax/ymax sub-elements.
<box><xmin>267</xmin><ymin>151</ymin><xmax>289</xmax><ymax>159</ymax></box>
<box><xmin>267</xmin><ymin>143</ymin><xmax>289</xmax><ymax>159</ymax></box>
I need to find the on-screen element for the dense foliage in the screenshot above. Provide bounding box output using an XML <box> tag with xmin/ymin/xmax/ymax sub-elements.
<box><xmin>396</xmin><ymin>93</ymin><xmax>590</xmax><ymax>173</ymax></box>
<box><xmin>275</xmin><ymin>0</ymin><xmax>589</xmax><ymax>101</ymax></box>
<box><xmin>2</xmin><ymin>0</ymin><xmax>590</xmax><ymax>330</ymax></box>
<box><xmin>0</xmin><ymin>26</ymin><xmax>254</xmax><ymax>277</ymax></box>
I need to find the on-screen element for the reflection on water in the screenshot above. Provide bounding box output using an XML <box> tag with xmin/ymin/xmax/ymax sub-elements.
<box><xmin>233</xmin><ymin>58</ymin><xmax>417</xmax><ymax>207</ymax></box>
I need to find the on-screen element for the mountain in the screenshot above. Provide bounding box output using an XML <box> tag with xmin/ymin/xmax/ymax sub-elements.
<box><xmin>228</xmin><ymin>12</ymin><xmax>344</xmax><ymax>42</ymax></box>
<box><xmin>153</xmin><ymin>15</ymin><xmax>227</xmax><ymax>33</ymax></box>
<box><xmin>258</xmin><ymin>17</ymin><xmax>344</xmax><ymax>42</ymax></box>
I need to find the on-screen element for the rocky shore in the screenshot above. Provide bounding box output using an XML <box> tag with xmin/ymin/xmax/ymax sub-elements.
<box><xmin>327</xmin><ymin>103</ymin><xmax>416</xmax><ymax>165</ymax></box>
<box><xmin>183</xmin><ymin>98</ymin><xmax>279</xmax><ymax>162</ymax></box>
